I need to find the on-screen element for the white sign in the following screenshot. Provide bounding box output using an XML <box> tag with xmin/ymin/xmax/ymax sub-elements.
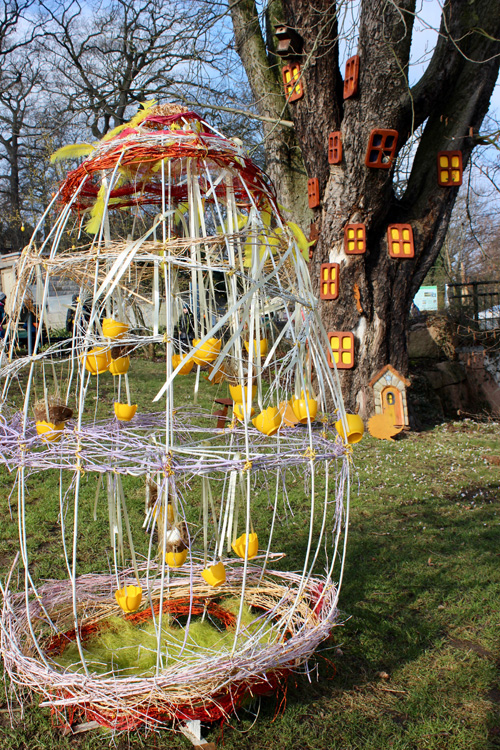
<box><xmin>413</xmin><ymin>285</ymin><xmax>438</xmax><ymax>311</ymax></box>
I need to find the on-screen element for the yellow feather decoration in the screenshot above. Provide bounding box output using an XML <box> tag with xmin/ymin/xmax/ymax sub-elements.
<box><xmin>85</xmin><ymin>184</ymin><xmax>107</xmax><ymax>235</ymax></box>
<box><xmin>286</xmin><ymin>221</ymin><xmax>314</xmax><ymax>262</ymax></box>
<box><xmin>50</xmin><ymin>143</ymin><xmax>95</xmax><ymax>163</ymax></box>
<box><xmin>243</xmin><ymin>230</ymin><xmax>282</xmax><ymax>267</ymax></box>
<box><xmin>101</xmin><ymin>100</ymin><xmax>158</xmax><ymax>142</ymax></box>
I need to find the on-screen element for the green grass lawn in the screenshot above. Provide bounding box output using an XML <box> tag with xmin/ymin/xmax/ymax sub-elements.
<box><xmin>0</xmin><ymin>358</ymin><xmax>499</xmax><ymax>749</ymax></box>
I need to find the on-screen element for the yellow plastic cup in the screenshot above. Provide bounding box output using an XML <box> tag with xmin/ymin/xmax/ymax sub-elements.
<box><xmin>172</xmin><ymin>353</ymin><xmax>194</xmax><ymax>375</ymax></box>
<box><xmin>165</xmin><ymin>549</ymin><xmax>188</xmax><ymax>568</ymax></box>
<box><xmin>335</xmin><ymin>413</ymin><xmax>364</xmax><ymax>444</ymax></box>
<box><xmin>35</xmin><ymin>421</ymin><xmax>65</xmax><ymax>443</ymax></box>
<box><xmin>244</xmin><ymin>339</ymin><xmax>269</xmax><ymax>358</ymax></box>
<box><xmin>102</xmin><ymin>318</ymin><xmax>129</xmax><ymax>339</ymax></box>
<box><xmin>81</xmin><ymin>347</ymin><xmax>111</xmax><ymax>375</ymax></box>
<box><xmin>229</xmin><ymin>383</ymin><xmax>257</xmax><ymax>404</ymax></box>
<box><xmin>114</xmin><ymin>402</ymin><xmax>138</xmax><ymax>421</ymax></box>
<box><xmin>191</xmin><ymin>337</ymin><xmax>221</xmax><ymax>365</ymax></box>
<box><xmin>108</xmin><ymin>355</ymin><xmax>130</xmax><ymax>375</ymax></box>
<box><xmin>252</xmin><ymin>407</ymin><xmax>282</xmax><ymax>436</ymax></box>
<box><xmin>232</xmin><ymin>532</ymin><xmax>259</xmax><ymax>560</ymax></box>
<box><xmin>115</xmin><ymin>585</ymin><xmax>142</xmax><ymax>613</ymax></box>
<box><xmin>201</xmin><ymin>561</ymin><xmax>226</xmax><ymax>587</ymax></box>
<box><xmin>291</xmin><ymin>391</ymin><xmax>318</xmax><ymax>424</ymax></box>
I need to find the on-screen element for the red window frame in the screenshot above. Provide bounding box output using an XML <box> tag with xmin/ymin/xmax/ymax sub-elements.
<box><xmin>344</xmin><ymin>223</ymin><xmax>366</xmax><ymax>255</ymax></box>
<box><xmin>387</xmin><ymin>224</ymin><xmax>415</xmax><ymax>258</ymax></box>
<box><xmin>328</xmin><ymin>131</ymin><xmax>342</xmax><ymax>164</ymax></box>
<box><xmin>365</xmin><ymin>129</ymin><xmax>398</xmax><ymax>169</ymax></box>
<box><xmin>344</xmin><ymin>55</ymin><xmax>360</xmax><ymax>99</ymax></box>
<box><xmin>320</xmin><ymin>263</ymin><xmax>340</xmax><ymax>300</ymax></box>
<box><xmin>327</xmin><ymin>331</ymin><xmax>355</xmax><ymax>369</ymax></box>
<box><xmin>282</xmin><ymin>63</ymin><xmax>304</xmax><ymax>102</ymax></box>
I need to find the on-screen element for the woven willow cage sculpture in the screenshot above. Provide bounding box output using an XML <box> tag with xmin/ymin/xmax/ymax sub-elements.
<box><xmin>0</xmin><ymin>104</ymin><xmax>354</xmax><ymax>733</ymax></box>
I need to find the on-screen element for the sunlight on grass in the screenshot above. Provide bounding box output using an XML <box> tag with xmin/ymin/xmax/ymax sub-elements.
<box><xmin>0</xmin><ymin>363</ymin><xmax>499</xmax><ymax>750</ymax></box>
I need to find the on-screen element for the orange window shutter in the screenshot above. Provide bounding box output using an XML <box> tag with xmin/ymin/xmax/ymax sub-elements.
<box><xmin>327</xmin><ymin>331</ymin><xmax>354</xmax><ymax>369</ymax></box>
<box><xmin>344</xmin><ymin>223</ymin><xmax>366</xmax><ymax>255</ymax></box>
<box><xmin>344</xmin><ymin>55</ymin><xmax>360</xmax><ymax>99</ymax></box>
<box><xmin>282</xmin><ymin>63</ymin><xmax>304</xmax><ymax>102</ymax></box>
<box><xmin>320</xmin><ymin>263</ymin><xmax>339</xmax><ymax>300</ymax></box>
<box><xmin>387</xmin><ymin>224</ymin><xmax>414</xmax><ymax>258</ymax></box>
<box><xmin>365</xmin><ymin>129</ymin><xmax>398</xmax><ymax>169</ymax></box>
<box><xmin>437</xmin><ymin>150</ymin><xmax>463</xmax><ymax>186</ymax></box>
<box><xmin>328</xmin><ymin>132</ymin><xmax>342</xmax><ymax>164</ymax></box>
<box><xmin>307</xmin><ymin>178</ymin><xmax>320</xmax><ymax>208</ymax></box>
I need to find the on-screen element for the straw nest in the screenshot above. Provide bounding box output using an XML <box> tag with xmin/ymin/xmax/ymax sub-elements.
<box><xmin>1</xmin><ymin>563</ymin><xmax>339</xmax><ymax>731</ymax></box>
<box><xmin>33</xmin><ymin>396</ymin><xmax>73</xmax><ymax>424</ymax></box>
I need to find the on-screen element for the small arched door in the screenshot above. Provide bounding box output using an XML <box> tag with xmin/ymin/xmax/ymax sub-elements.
<box><xmin>381</xmin><ymin>386</ymin><xmax>404</xmax><ymax>426</ymax></box>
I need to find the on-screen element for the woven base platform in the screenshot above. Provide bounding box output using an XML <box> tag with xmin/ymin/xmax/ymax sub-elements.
<box><xmin>1</xmin><ymin>562</ymin><xmax>339</xmax><ymax>731</ymax></box>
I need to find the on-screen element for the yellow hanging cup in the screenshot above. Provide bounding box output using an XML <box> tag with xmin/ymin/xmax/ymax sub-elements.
<box><xmin>252</xmin><ymin>407</ymin><xmax>282</xmax><ymax>436</ymax></box>
<box><xmin>81</xmin><ymin>347</ymin><xmax>111</xmax><ymax>374</ymax></box>
<box><xmin>233</xmin><ymin>403</ymin><xmax>256</xmax><ymax>422</ymax></box>
<box><xmin>35</xmin><ymin>421</ymin><xmax>65</xmax><ymax>443</ymax></box>
<box><xmin>291</xmin><ymin>391</ymin><xmax>318</xmax><ymax>424</ymax></box>
<box><xmin>172</xmin><ymin>353</ymin><xmax>194</xmax><ymax>375</ymax></box>
<box><xmin>108</xmin><ymin>355</ymin><xmax>130</xmax><ymax>375</ymax></box>
<box><xmin>201</xmin><ymin>561</ymin><xmax>226</xmax><ymax>587</ymax></box>
<box><xmin>232</xmin><ymin>532</ymin><xmax>259</xmax><ymax>560</ymax></box>
<box><xmin>191</xmin><ymin>338</ymin><xmax>221</xmax><ymax>365</ymax></box>
<box><xmin>335</xmin><ymin>413</ymin><xmax>364</xmax><ymax>444</ymax></box>
<box><xmin>114</xmin><ymin>402</ymin><xmax>138</xmax><ymax>421</ymax></box>
<box><xmin>244</xmin><ymin>339</ymin><xmax>269</xmax><ymax>358</ymax></box>
<box><xmin>165</xmin><ymin>548</ymin><xmax>188</xmax><ymax>568</ymax></box>
<box><xmin>229</xmin><ymin>383</ymin><xmax>257</xmax><ymax>404</ymax></box>
<box><xmin>115</xmin><ymin>585</ymin><xmax>142</xmax><ymax>613</ymax></box>
<box><xmin>205</xmin><ymin>364</ymin><xmax>226</xmax><ymax>384</ymax></box>
<box><xmin>102</xmin><ymin>318</ymin><xmax>129</xmax><ymax>339</ymax></box>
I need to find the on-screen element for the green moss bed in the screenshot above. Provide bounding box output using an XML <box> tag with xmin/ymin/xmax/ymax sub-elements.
<box><xmin>54</xmin><ymin>598</ymin><xmax>274</xmax><ymax>677</ymax></box>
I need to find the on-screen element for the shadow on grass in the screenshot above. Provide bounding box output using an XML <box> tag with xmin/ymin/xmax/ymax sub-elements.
<box><xmin>251</xmin><ymin>482</ymin><xmax>500</xmax><ymax>748</ymax></box>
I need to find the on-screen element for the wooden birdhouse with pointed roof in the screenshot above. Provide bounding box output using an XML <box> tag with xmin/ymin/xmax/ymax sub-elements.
<box><xmin>368</xmin><ymin>365</ymin><xmax>410</xmax><ymax>428</ymax></box>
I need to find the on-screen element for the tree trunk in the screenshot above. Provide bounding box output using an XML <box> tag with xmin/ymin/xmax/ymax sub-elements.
<box><xmin>233</xmin><ymin>0</ymin><xmax>500</xmax><ymax>416</ymax></box>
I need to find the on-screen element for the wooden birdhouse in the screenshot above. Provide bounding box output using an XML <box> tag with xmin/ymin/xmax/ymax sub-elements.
<box><xmin>328</xmin><ymin>132</ymin><xmax>342</xmax><ymax>164</ymax></box>
<box><xmin>307</xmin><ymin>178</ymin><xmax>320</xmax><ymax>208</ymax></box>
<box><xmin>282</xmin><ymin>63</ymin><xmax>304</xmax><ymax>102</ymax></box>
<box><xmin>368</xmin><ymin>365</ymin><xmax>410</xmax><ymax>427</ymax></box>
<box><xmin>275</xmin><ymin>26</ymin><xmax>303</xmax><ymax>58</ymax></box>
<box><xmin>365</xmin><ymin>129</ymin><xmax>398</xmax><ymax>169</ymax></box>
<box><xmin>320</xmin><ymin>263</ymin><xmax>339</xmax><ymax>300</ymax></box>
<box><xmin>327</xmin><ymin>331</ymin><xmax>354</xmax><ymax>369</ymax></box>
<box><xmin>343</xmin><ymin>55</ymin><xmax>360</xmax><ymax>99</ymax></box>
<box><xmin>387</xmin><ymin>224</ymin><xmax>414</xmax><ymax>258</ymax></box>
<box><xmin>437</xmin><ymin>151</ymin><xmax>463</xmax><ymax>186</ymax></box>
<box><xmin>344</xmin><ymin>223</ymin><xmax>366</xmax><ymax>254</ymax></box>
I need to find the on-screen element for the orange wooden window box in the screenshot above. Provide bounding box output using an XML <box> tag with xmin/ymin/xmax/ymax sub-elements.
<box><xmin>343</xmin><ymin>55</ymin><xmax>360</xmax><ymax>99</ymax></box>
<box><xmin>387</xmin><ymin>224</ymin><xmax>414</xmax><ymax>258</ymax></box>
<box><xmin>307</xmin><ymin>178</ymin><xmax>320</xmax><ymax>208</ymax></box>
<box><xmin>282</xmin><ymin>63</ymin><xmax>304</xmax><ymax>102</ymax></box>
<box><xmin>344</xmin><ymin>223</ymin><xmax>366</xmax><ymax>254</ymax></box>
<box><xmin>437</xmin><ymin>151</ymin><xmax>463</xmax><ymax>186</ymax></box>
<box><xmin>320</xmin><ymin>263</ymin><xmax>339</xmax><ymax>300</ymax></box>
<box><xmin>327</xmin><ymin>331</ymin><xmax>355</xmax><ymax>369</ymax></box>
<box><xmin>365</xmin><ymin>129</ymin><xmax>398</xmax><ymax>169</ymax></box>
<box><xmin>328</xmin><ymin>132</ymin><xmax>342</xmax><ymax>164</ymax></box>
